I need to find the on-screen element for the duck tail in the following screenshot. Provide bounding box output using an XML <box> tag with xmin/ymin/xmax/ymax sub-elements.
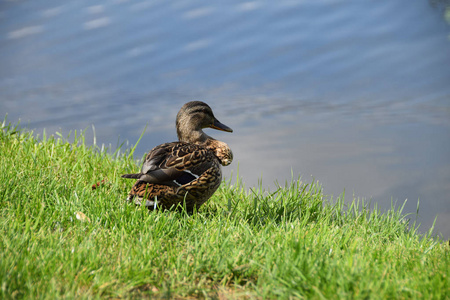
<box><xmin>121</xmin><ymin>173</ymin><xmax>142</xmax><ymax>179</ymax></box>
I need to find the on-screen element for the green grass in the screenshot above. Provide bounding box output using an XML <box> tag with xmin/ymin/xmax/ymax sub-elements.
<box><xmin>0</xmin><ymin>120</ymin><xmax>448</xmax><ymax>299</ymax></box>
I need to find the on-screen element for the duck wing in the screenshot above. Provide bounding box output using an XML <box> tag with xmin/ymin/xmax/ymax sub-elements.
<box><xmin>121</xmin><ymin>142</ymin><xmax>215</xmax><ymax>186</ymax></box>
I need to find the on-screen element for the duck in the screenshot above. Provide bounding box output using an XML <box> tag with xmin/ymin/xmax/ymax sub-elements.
<box><xmin>121</xmin><ymin>101</ymin><xmax>233</xmax><ymax>211</ymax></box>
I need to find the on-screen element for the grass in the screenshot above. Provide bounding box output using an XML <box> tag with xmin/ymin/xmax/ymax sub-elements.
<box><xmin>0</xmin><ymin>120</ymin><xmax>449</xmax><ymax>299</ymax></box>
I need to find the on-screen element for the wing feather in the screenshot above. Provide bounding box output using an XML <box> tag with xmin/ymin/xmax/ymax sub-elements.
<box><xmin>122</xmin><ymin>142</ymin><xmax>214</xmax><ymax>186</ymax></box>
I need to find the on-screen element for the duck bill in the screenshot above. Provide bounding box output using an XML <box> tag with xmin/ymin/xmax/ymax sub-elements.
<box><xmin>210</xmin><ymin>118</ymin><xmax>233</xmax><ymax>132</ymax></box>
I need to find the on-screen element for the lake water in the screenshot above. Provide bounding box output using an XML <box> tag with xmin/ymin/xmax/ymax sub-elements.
<box><xmin>1</xmin><ymin>0</ymin><xmax>449</xmax><ymax>239</ymax></box>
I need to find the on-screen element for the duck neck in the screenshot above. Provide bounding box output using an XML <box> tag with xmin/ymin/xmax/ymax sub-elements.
<box><xmin>177</xmin><ymin>125</ymin><xmax>212</xmax><ymax>144</ymax></box>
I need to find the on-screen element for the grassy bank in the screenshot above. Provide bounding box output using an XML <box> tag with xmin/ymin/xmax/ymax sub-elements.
<box><xmin>0</xmin><ymin>121</ymin><xmax>448</xmax><ymax>299</ymax></box>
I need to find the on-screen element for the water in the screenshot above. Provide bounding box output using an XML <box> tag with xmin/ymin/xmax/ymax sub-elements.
<box><xmin>1</xmin><ymin>0</ymin><xmax>449</xmax><ymax>239</ymax></box>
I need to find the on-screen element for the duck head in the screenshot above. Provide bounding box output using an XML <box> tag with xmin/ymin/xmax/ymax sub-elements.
<box><xmin>176</xmin><ymin>101</ymin><xmax>233</xmax><ymax>143</ymax></box>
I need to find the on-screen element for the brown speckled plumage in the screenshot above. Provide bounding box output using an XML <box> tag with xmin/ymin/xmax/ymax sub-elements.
<box><xmin>121</xmin><ymin>101</ymin><xmax>233</xmax><ymax>211</ymax></box>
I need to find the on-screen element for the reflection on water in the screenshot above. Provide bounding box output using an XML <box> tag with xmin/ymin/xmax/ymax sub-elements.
<box><xmin>1</xmin><ymin>0</ymin><xmax>450</xmax><ymax>239</ymax></box>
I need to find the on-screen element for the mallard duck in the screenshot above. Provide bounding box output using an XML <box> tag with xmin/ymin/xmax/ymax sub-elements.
<box><xmin>121</xmin><ymin>101</ymin><xmax>233</xmax><ymax>211</ymax></box>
